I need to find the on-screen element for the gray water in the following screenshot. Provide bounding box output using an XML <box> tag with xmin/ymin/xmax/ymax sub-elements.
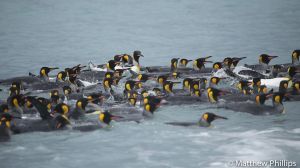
<box><xmin>1</xmin><ymin>0</ymin><xmax>300</xmax><ymax>167</ymax></box>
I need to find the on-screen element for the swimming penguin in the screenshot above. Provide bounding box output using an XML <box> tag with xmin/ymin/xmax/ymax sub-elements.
<box><xmin>179</xmin><ymin>58</ymin><xmax>193</xmax><ymax>67</ymax></box>
<box><xmin>217</xmin><ymin>93</ymin><xmax>286</xmax><ymax>115</ymax></box>
<box><xmin>209</xmin><ymin>77</ymin><xmax>223</xmax><ymax>88</ymax></box>
<box><xmin>223</xmin><ymin>57</ymin><xmax>247</xmax><ymax>69</ymax></box>
<box><xmin>68</xmin><ymin>98</ymin><xmax>89</xmax><ymax>120</ymax></box>
<box><xmin>213</xmin><ymin>62</ymin><xmax>223</xmax><ymax>71</ymax></box>
<box><xmin>292</xmin><ymin>50</ymin><xmax>300</xmax><ymax>65</ymax></box>
<box><xmin>288</xmin><ymin>66</ymin><xmax>300</xmax><ymax>79</ymax></box>
<box><xmin>106</xmin><ymin>60</ymin><xmax>121</xmax><ymax>71</ymax></box>
<box><xmin>207</xmin><ymin>87</ymin><xmax>228</xmax><ymax>103</ymax></box>
<box><xmin>125</xmin><ymin>80</ymin><xmax>142</xmax><ymax>91</ymax></box>
<box><xmin>259</xmin><ymin>54</ymin><xmax>278</xmax><ymax>66</ymax></box>
<box><xmin>170</xmin><ymin>58</ymin><xmax>180</xmax><ymax>72</ymax></box>
<box><xmin>40</xmin><ymin>67</ymin><xmax>59</xmax><ymax>82</ymax></box>
<box><xmin>193</xmin><ymin>56</ymin><xmax>213</xmax><ymax>71</ymax></box>
<box><xmin>244</xmin><ymin>54</ymin><xmax>278</xmax><ymax>71</ymax></box>
<box><xmin>98</xmin><ymin>111</ymin><xmax>123</xmax><ymax>128</ymax></box>
<box><xmin>0</xmin><ymin>113</ymin><xmax>14</xmax><ymax>141</ymax></box>
<box><xmin>56</xmin><ymin>71</ymin><xmax>68</xmax><ymax>82</ymax></box>
<box><xmin>165</xmin><ymin>112</ymin><xmax>228</xmax><ymax>127</ymax></box>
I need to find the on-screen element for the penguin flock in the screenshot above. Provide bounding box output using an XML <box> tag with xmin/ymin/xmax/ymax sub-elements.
<box><xmin>1</xmin><ymin>50</ymin><xmax>300</xmax><ymax>141</ymax></box>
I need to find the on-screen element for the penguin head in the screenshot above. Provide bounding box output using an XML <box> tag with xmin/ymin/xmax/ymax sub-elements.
<box><xmin>194</xmin><ymin>56</ymin><xmax>212</xmax><ymax>69</ymax></box>
<box><xmin>40</xmin><ymin>67</ymin><xmax>59</xmax><ymax>77</ymax></box>
<box><xmin>50</xmin><ymin>90</ymin><xmax>59</xmax><ymax>97</ymax></box>
<box><xmin>279</xmin><ymin>80</ymin><xmax>289</xmax><ymax>93</ymax></box>
<box><xmin>259</xmin><ymin>54</ymin><xmax>278</xmax><ymax>65</ymax></box>
<box><xmin>200</xmin><ymin>112</ymin><xmax>228</xmax><ymax>126</ymax></box>
<box><xmin>144</xmin><ymin>103</ymin><xmax>157</xmax><ymax>114</ymax></box>
<box><xmin>11</xmin><ymin>81</ymin><xmax>22</xmax><ymax>90</ymax></box>
<box><xmin>87</xmin><ymin>93</ymin><xmax>104</xmax><ymax>104</ymax></box>
<box><xmin>63</xmin><ymin>86</ymin><xmax>72</xmax><ymax>96</ymax></box>
<box><xmin>252</xmin><ymin>78</ymin><xmax>261</xmax><ymax>87</ymax></box>
<box><xmin>157</xmin><ymin>75</ymin><xmax>168</xmax><ymax>85</ymax></box>
<box><xmin>288</xmin><ymin>66</ymin><xmax>300</xmax><ymax>78</ymax></box>
<box><xmin>54</xmin><ymin>103</ymin><xmax>70</xmax><ymax>116</ymax></box>
<box><xmin>122</xmin><ymin>54</ymin><xmax>131</xmax><ymax>63</ymax></box>
<box><xmin>128</xmin><ymin>97</ymin><xmax>137</xmax><ymax>106</ymax></box>
<box><xmin>223</xmin><ymin>57</ymin><xmax>233</xmax><ymax>68</ymax></box>
<box><xmin>292</xmin><ymin>50</ymin><xmax>300</xmax><ymax>64</ymax></box>
<box><xmin>141</xmin><ymin>90</ymin><xmax>149</xmax><ymax>98</ymax></box>
<box><xmin>76</xmin><ymin>98</ymin><xmax>89</xmax><ymax>110</ymax></box>
<box><xmin>180</xmin><ymin>58</ymin><xmax>192</xmax><ymax>67</ymax></box>
<box><xmin>137</xmin><ymin>74</ymin><xmax>149</xmax><ymax>82</ymax></box>
<box><xmin>114</xmin><ymin>55</ymin><xmax>122</xmax><ymax>62</ymax></box>
<box><xmin>213</xmin><ymin>62</ymin><xmax>222</xmax><ymax>70</ymax></box>
<box><xmin>98</xmin><ymin>111</ymin><xmax>122</xmax><ymax>125</ymax></box>
<box><xmin>152</xmin><ymin>88</ymin><xmax>162</xmax><ymax>96</ymax></box>
<box><xmin>103</xmin><ymin>78</ymin><xmax>113</xmax><ymax>90</ymax></box>
<box><xmin>107</xmin><ymin>60</ymin><xmax>120</xmax><ymax>71</ymax></box>
<box><xmin>293</xmin><ymin>81</ymin><xmax>300</xmax><ymax>92</ymax></box>
<box><xmin>163</xmin><ymin>81</ymin><xmax>174</xmax><ymax>93</ymax></box>
<box><xmin>210</xmin><ymin>77</ymin><xmax>221</xmax><ymax>85</ymax></box>
<box><xmin>0</xmin><ymin>113</ymin><xmax>13</xmax><ymax>129</ymax></box>
<box><xmin>207</xmin><ymin>87</ymin><xmax>226</xmax><ymax>103</ymax></box>
<box><xmin>190</xmin><ymin>79</ymin><xmax>200</xmax><ymax>91</ymax></box>
<box><xmin>133</xmin><ymin>50</ymin><xmax>143</xmax><ymax>64</ymax></box>
<box><xmin>56</xmin><ymin>71</ymin><xmax>67</xmax><ymax>81</ymax></box>
<box><xmin>171</xmin><ymin>72</ymin><xmax>180</xmax><ymax>79</ymax></box>
<box><xmin>183</xmin><ymin>78</ymin><xmax>193</xmax><ymax>89</ymax></box>
<box><xmin>232</xmin><ymin>57</ymin><xmax>246</xmax><ymax>67</ymax></box>
<box><xmin>0</xmin><ymin>104</ymin><xmax>9</xmax><ymax>114</ymax></box>
<box><xmin>171</xmin><ymin>58</ymin><xmax>180</xmax><ymax>70</ymax></box>
<box><xmin>105</xmin><ymin>72</ymin><xmax>114</xmax><ymax>79</ymax></box>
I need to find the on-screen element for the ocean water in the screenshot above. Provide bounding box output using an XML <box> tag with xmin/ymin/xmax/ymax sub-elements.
<box><xmin>1</xmin><ymin>0</ymin><xmax>300</xmax><ymax>167</ymax></box>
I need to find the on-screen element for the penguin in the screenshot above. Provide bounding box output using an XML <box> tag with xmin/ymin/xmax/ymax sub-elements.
<box><xmin>165</xmin><ymin>112</ymin><xmax>227</xmax><ymax>127</ymax></box>
<box><xmin>40</xmin><ymin>67</ymin><xmax>59</xmax><ymax>82</ymax></box>
<box><xmin>98</xmin><ymin>111</ymin><xmax>123</xmax><ymax>128</ymax></box>
<box><xmin>170</xmin><ymin>58</ymin><xmax>180</xmax><ymax>72</ymax></box>
<box><xmin>68</xmin><ymin>98</ymin><xmax>89</xmax><ymax>120</ymax></box>
<box><xmin>179</xmin><ymin>58</ymin><xmax>193</xmax><ymax>67</ymax></box>
<box><xmin>213</xmin><ymin>62</ymin><xmax>223</xmax><ymax>71</ymax></box>
<box><xmin>56</xmin><ymin>71</ymin><xmax>68</xmax><ymax>82</ymax></box>
<box><xmin>259</xmin><ymin>54</ymin><xmax>278</xmax><ymax>66</ymax></box>
<box><xmin>193</xmin><ymin>56</ymin><xmax>213</xmax><ymax>70</ymax></box>
<box><xmin>252</xmin><ymin>78</ymin><xmax>261</xmax><ymax>94</ymax></box>
<box><xmin>106</xmin><ymin>60</ymin><xmax>120</xmax><ymax>71</ymax></box>
<box><xmin>217</xmin><ymin>93</ymin><xmax>286</xmax><ymax>115</ymax></box>
<box><xmin>292</xmin><ymin>50</ymin><xmax>300</xmax><ymax>65</ymax></box>
<box><xmin>0</xmin><ymin>113</ymin><xmax>14</xmax><ymax>141</ymax></box>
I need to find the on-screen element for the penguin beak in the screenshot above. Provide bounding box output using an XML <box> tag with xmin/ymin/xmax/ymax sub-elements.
<box><xmin>214</xmin><ymin>115</ymin><xmax>228</xmax><ymax>120</ymax></box>
<box><xmin>111</xmin><ymin>114</ymin><xmax>123</xmax><ymax>121</ymax></box>
<box><xmin>139</xmin><ymin>54</ymin><xmax>144</xmax><ymax>57</ymax></box>
<box><xmin>205</xmin><ymin>56</ymin><xmax>212</xmax><ymax>60</ymax></box>
<box><xmin>269</xmin><ymin>56</ymin><xmax>278</xmax><ymax>60</ymax></box>
<box><xmin>50</xmin><ymin>67</ymin><xmax>59</xmax><ymax>71</ymax></box>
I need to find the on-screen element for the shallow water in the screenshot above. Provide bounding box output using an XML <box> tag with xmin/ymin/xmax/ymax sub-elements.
<box><xmin>1</xmin><ymin>0</ymin><xmax>300</xmax><ymax>167</ymax></box>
